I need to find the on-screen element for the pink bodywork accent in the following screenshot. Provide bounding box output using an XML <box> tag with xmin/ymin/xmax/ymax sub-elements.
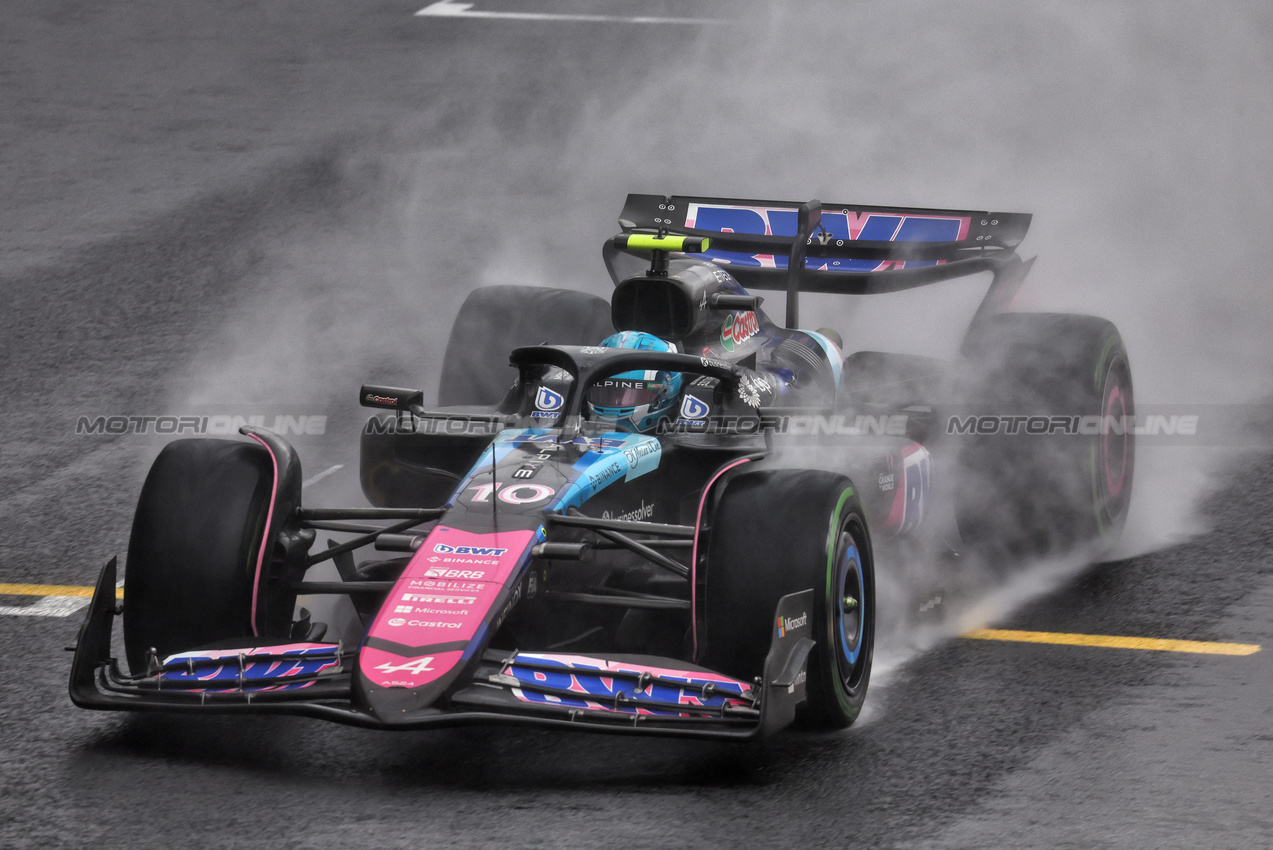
<box><xmin>1104</xmin><ymin>385</ymin><xmax>1128</xmax><ymax>497</ymax></box>
<box><xmin>690</xmin><ymin>458</ymin><xmax>752</xmax><ymax>662</ymax></box>
<box><xmin>244</xmin><ymin>432</ymin><xmax>279</xmax><ymax>638</ymax></box>
<box><xmin>361</xmin><ymin>525</ymin><xmax>538</xmax><ymax>688</ymax></box>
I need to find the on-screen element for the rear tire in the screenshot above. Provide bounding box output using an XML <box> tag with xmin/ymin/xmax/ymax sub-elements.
<box><xmin>702</xmin><ymin>469</ymin><xmax>875</xmax><ymax>729</ymax></box>
<box><xmin>123</xmin><ymin>439</ymin><xmax>276</xmax><ymax>674</ymax></box>
<box><xmin>955</xmin><ymin>313</ymin><xmax>1134</xmax><ymax>560</ymax></box>
<box><xmin>438</xmin><ymin>285</ymin><xmax>613</xmax><ymax>406</ymax></box>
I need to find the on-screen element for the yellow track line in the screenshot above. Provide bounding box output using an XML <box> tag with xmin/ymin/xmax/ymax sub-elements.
<box><xmin>0</xmin><ymin>583</ymin><xmax>123</xmax><ymax>599</ymax></box>
<box><xmin>964</xmin><ymin>628</ymin><xmax>1261</xmax><ymax>656</ymax></box>
<box><xmin>0</xmin><ymin>583</ymin><xmax>1264</xmax><ymax>655</ymax></box>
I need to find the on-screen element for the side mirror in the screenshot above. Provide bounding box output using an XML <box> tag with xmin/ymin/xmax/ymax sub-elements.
<box><xmin>359</xmin><ymin>385</ymin><xmax>424</xmax><ymax>412</ymax></box>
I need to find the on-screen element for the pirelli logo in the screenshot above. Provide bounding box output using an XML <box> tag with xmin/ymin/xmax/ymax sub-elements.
<box><xmin>401</xmin><ymin>593</ymin><xmax>477</xmax><ymax>605</ymax></box>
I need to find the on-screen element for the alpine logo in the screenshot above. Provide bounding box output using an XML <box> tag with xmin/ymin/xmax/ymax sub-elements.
<box><xmin>532</xmin><ymin>386</ymin><xmax>565</xmax><ymax>418</ymax></box>
<box><xmin>721</xmin><ymin>311</ymin><xmax>760</xmax><ymax>351</ymax></box>
<box><xmin>374</xmin><ymin>656</ymin><xmax>435</xmax><ymax>675</ymax></box>
<box><xmin>680</xmin><ymin>394</ymin><xmax>710</xmax><ymax>420</ymax></box>
<box><xmin>777</xmin><ymin>612</ymin><xmax>809</xmax><ymax>637</ymax></box>
<box><xmin>434</xmin><ymin>543</ymin><xmax>508</xmax><ymax>556</ymax></box>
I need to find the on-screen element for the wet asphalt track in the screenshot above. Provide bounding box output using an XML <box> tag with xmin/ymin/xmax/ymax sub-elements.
<box><xmin>3</xmin><ymin>3</ymin><xmax>1273</xmax><ymax>847</ymax></box>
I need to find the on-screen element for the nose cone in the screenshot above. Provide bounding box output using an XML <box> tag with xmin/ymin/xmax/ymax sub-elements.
<box><xmin>353</xmin><ymin>667</ymin><xmax>450</xmax><ymax>724</ymax></box>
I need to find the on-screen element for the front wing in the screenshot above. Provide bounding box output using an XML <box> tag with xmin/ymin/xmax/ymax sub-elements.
<box><xmin>69</xmin><ymin>558</ymin><xmax>815</xmax><ymax>740</ymax></box>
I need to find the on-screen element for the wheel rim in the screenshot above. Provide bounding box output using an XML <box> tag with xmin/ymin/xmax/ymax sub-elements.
<box><xmin>833</xmin><ymin>522</ymin><xmax>871</xmax><ymax>695</ymax></box>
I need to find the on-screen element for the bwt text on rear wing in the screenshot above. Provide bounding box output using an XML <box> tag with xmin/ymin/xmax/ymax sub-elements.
<box><xmin>603</xmin><ymin>193</ymin><xmax>1034</xmax><ymax>329</ymax></box>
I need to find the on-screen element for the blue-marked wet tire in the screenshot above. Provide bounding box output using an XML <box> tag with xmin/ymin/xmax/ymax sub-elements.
<box><xmin>956</xmin><ymin>313</ymin><xmax>1135</xmax><ymax>561</ymax></box>
<box><xmin>123</xmin><ymin>439</ymin><xmax>274</xmax><ymax>674</ymax></box>
<box><xmin>702</xmin><ymin>469</ymin><xmax>875</xmax><ymax>729</ymax></box>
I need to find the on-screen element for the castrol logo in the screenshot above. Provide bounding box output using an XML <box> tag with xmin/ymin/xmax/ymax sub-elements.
<box><xmin>721</xmin><ymin>311</ymin><xmax>760</xmax><ymax>351</ymax></box>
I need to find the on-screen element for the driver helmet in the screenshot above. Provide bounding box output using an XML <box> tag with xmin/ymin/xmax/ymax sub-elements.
<box><xmin>585</xmin><ymin>331</ymin><xmax>683</xmax><ymax>433</ymax></box>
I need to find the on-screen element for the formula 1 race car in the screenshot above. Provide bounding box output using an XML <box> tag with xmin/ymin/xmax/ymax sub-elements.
<box><xmin>70</xmin><ymin>194</ymin><xmax>1134</xmax><ymax>738</ymax></box>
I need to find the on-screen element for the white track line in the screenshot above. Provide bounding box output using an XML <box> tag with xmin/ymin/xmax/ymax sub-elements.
<box><xmin>416</xmin><ymin>0</ymin><xmax>726</xmax><ymax>25</ymax></box>
<box><xmin>302</xmin><ymin>464</ymin><xmax>343</xmax><ymax>489</ymax></box>
<box><xmin>0</xmin><ymin>596</ymin><xmax>90</xmax><ymax>618</ymax></box>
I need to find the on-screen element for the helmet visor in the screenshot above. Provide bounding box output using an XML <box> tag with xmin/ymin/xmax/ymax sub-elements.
<box><xmin>588</xmin><ymin>379</ymin><xmax>661</xmax><ymax>409</ymax></box>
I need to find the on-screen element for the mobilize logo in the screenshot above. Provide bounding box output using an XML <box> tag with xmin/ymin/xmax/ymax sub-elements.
<box><xmin>434</xmin><ymin>543</ymin><xmax>508</xmax><ymax>557</ymax></box>
<box><xmin>777</xmin><ymin>612</ymin><xmax>809</xmax><ymax>637</ymax></box>
<box><xmin>409</xmin><ymin>579</ymin><xmax>484</xmax><ymax>592</ymax></box>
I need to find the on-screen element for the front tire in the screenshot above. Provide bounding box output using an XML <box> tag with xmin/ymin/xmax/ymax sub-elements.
<box><xmin>123</xmin><ymin>439</ymin><xmax>277</xmax><ymax>674</ymax></box>
<box><xmin>701</xmin><ymin>469</ymin><xmax>875</xmax><ymax>729</ymax></box>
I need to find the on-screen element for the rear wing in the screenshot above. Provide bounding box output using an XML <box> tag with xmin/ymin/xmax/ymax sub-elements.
<box><xmin>603</xmin><ymin>194</ymin><xmax>1034</xmax><ymax>328</ymax></box>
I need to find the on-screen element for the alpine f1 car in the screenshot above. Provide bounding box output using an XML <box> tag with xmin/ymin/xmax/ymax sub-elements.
<box><xmin>71</xmin><ymin>194</ymin><xmax>1134</xmax><ymax>738</ymax></box>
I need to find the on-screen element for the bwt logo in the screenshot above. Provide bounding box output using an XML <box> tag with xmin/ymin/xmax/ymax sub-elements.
<box><xmin>434</xmin><ymin>543</ymin><xmax>508</xmax><ymax>556</ymax></box>
<box><xmin>777</xmin><ymin>612</ymin><xmax>809</xmax><ymax>637</ymax></box>
<box><xmin>680</xmin><ymin>395</ymin><xmax>710</xmax><ymax>420</ymax></box>
<box><xmin>533</xmin><ymin>386</ymin><xmax>564</xmax><ymax>416</ymax></box>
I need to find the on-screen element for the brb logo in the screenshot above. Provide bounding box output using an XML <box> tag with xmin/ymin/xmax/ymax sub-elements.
<box><xmin>532</xmin><ymin>386</ymin><xmax>564</xmax><ymax>418</ymax></box>
<box><xmin>434</xmin><ymin>543</ymin><xmax>508</xmax><ymax>557</ymax></box>
<box><xmin>721</xmin><ymin>312</ymin><xmax>760</xmax><ymax>351</ymax></box>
